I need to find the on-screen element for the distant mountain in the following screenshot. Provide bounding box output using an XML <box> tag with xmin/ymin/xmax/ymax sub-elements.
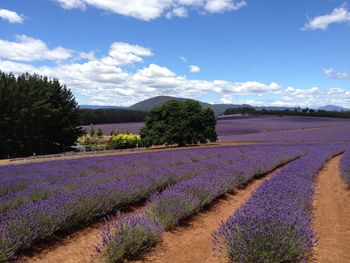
<box><xmin>128</xmin><ymin>96</ymin><xmax>293</xmax><ymax>115</ymax></box>
<box><xmin>84</xmin><ymin>96</ymin><xmax>347</xmax><ymax>115</ymax></box>
<box><xmin>79</xmin><ymin>105</ymin><xmax>126</xmax><ymax>110</ymax></box>
<box><xmin>318</xmin><ymin>105</ymin><xmax>349</xmax><ymax>112</ymax></box>
<box><xmin>128</xmin><ymin>96</ymin><xmax>246</xmax><ymax>114</ymax></box>
<box><xmin>129</xmin><ymin>96</ymin><xmax>211</xmax><ymax>111</ymax></box>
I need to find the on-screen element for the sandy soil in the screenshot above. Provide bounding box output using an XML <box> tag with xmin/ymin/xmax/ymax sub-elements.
<box><xmin>312</xmin><ymin>155</ymin><xmax>350</xmax><ymax>263</ymax></box>
<box><xmin>129</xmin><ymin>170</ymin><xmax>279</xmax><ymax>263</ymax></box>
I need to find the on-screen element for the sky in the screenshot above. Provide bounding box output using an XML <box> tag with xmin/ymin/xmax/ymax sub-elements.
<box><xmin>0</xmin><ymin>0</ymin><xmax>349</xmax><ymax>108</ymax></box>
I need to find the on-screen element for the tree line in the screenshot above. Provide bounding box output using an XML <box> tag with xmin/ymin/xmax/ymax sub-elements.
<box><xmin>0</xmin><ymin>72</ymin><xmax>217</xmax><ymax>158</ymax></box>
<box><xmin>224</xmin><ymin>107</ymin><xmax>350</xmax><ymax>119</ymax></box>
<box><xmin>79</xmin><ymin>109</ymin><xmax>146</xmax><ymax>125</ymax></box>
<box><xmin>0</xmin><ymin>72</ymin><xmax>82</xmax><ymax>158</ymax></box>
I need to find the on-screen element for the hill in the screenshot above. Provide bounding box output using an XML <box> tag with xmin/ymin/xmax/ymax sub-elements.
<box><xmin>318</xmin><ymin>105</ymin><xmax>349</xmax><ymax>112</ymax></box>
<box><xmin>129</xmin><ymin>96</ymin><xmax>246</xmax><ymax>114</ymax></box>
<box><xmin>128</xmin><ymin>96</ymin><xmax>292</xmax><ymax>115</ymax></box>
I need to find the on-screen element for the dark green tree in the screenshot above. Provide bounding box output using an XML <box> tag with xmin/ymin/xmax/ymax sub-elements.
<box><xmin>140</xmin><ymin>100</ymin><xmax>217</xmax><ymax>147</ymax></box>
<box><xmin>97</xmin><ymin>128</ymin><xmax>103</xmax><ymax>137</ymax></box>
<box><xmin>0</xmin><ymin>71</ymin><xmax>82</xmax><ymax>158</ymax></box>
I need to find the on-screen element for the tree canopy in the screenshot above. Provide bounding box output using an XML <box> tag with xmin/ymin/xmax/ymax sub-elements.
<box><xmin>140</xmin><ymin>100</ymin><xmax>217</xmax><ymax>147</ymax></box>
<box><xmin>0</xmin><ymin>72</ymin><xmax>82</xmax><ymax>158</ymax></box>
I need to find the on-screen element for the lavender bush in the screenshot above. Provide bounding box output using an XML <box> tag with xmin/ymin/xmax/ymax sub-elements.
<box><xmin>98</xmin><ymin>145</ymin><xmax>305</xmax><ymax>262</ymax></box>
<box><xmin>340</xmin><ymin>149</ymin><xmax>350</xmax><ymax>187</ymax></box>
<box><xmin>220</xmin><ymin>125</ymin><xmax>350</xmax><ymax>143</ymax></box>
<box><xmin>0</xmin><ymin>146</ymin><xmax>244</xmax><ymax>261</ymax></box>
<box><xmin>213</xmin><ymin>145</ymin><xmax>344</xmax><ymax>263</ymax></box>
<box><xmin>97</xmin><ymin>213</ymin><xmax>163</xmax><ymax>263</ymax></box>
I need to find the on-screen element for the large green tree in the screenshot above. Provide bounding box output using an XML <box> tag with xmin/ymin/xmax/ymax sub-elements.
<box><xmin>140</xmin><ymin>100</ymin><xmax>217</xmax><ymax>147</ymax></box>
<box><xmin>0</xmin><ymin>72</ymin><xmax>82</xmax><ymax>158</ymax></box>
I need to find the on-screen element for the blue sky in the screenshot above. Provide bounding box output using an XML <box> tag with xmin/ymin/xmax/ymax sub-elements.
<box><xmin>0</xmin><ymin>0</ymin><xmax>349</xmax><ymax>107</ymax></box>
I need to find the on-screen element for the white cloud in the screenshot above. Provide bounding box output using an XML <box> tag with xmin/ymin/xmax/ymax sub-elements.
<box><xmin>55</xmin><ymin>0</ymin><xmax>86</xmax><ymax>9</ymax></box>
<box><xmin>204</xmin><ymin>0</ymin><xmax>246</xmax><ymax>13</ymax></box>
<box><xmin>180</xmin><ymin>56</ymin><xmax>188</xmax><ymax>62</ymax></box>
<box><xmin>166</xmin><ymin>6</ymin><xmax>188</xmax><ymax>19</ymax></box>
<box><xmin>323</xmin><ymin>68</ymin><xmax>350</xmax><ymax>80</ymax></box>
<box><xmin>0</xmin><ymin>35</ymin><xmax>152</xmax><ymax>66</ymax></box>
<box><xmin>78</xmin><ymin>51</ymin><xmax>96</xmax><ymax>61</ymax></box>
<box><xmin>0</xmin><ymin>35</ymin><xmax>73</xmax><ymax>62</ymax></box>
<box><xmin>190</xmin><ymin>65</ymin><xmax>201</xmax><ymax>73</ymax></box>
<box><xmin>0</xmin><ymin>8</ymin><xmax>24</xmax><ymax>23</ymax></box>
<box><xmin>303</xmin><ymin>6</ymin><xmax>350</xmax><ymax>30</ymax></box>
<box><xmin>101</xmin><ymin>42</ymin><xmax>153</xmax><ymax>66</ymax></box>
<box><xmin>0</xmin><ymin>37</ymin><xmax>348</xmax><ymax>108</ymax></box>
<box><xmin>55</xmin><ymin>0</ymin><xmax>246</xmax><ymax>20</ymax></box>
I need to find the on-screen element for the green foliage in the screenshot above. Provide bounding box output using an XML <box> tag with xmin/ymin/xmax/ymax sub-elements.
<box><xmin>0</xmin><ymin>71</ymin><xmax>82</xmax><ymax>158</ymax></box>
<box><xmin>78</xmin><ymin>109</ymin><xmax>146</xmax><ymax>125</ymax></box>
<box><xmin>140</xmin><ymin>100</ymin><xmax>217</xmax><ymax>147</ymax></box>
<box><xmin>89</xmin><ymin>125</ymin><xmax>95</xmax><ymax>137</ymax></box>
<box><xmin>97</xmin><ymin>128</ymin><xmax>103</xmax><ymax>137</ymax></box>
<box><xmin>107</xmin><ymin>133</ymin><xmax>141</xmax><ymax>149</ymax></box>
<box><xmin>80</xmin><ymin>135</ymin><xmax>107</xmax><ymax>151</ymax></box>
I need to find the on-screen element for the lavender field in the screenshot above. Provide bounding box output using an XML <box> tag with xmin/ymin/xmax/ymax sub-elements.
<box><xmin>82</xmin><ymin>116</ymin><xmax>350</xmax><ymax>142</ymax></box>
<box><xmin>2</xmin><ymin>117</ymin><xmax>350</xmax><ymax>262</ymax></box>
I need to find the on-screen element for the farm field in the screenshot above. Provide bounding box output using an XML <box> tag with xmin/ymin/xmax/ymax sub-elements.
<box><xmin>2</xmin><ymin>118</ymin><xmax>350</xmax><ymax>262</ymax></box>
<box><xmin>2</xmin><ymin>1</ymin><xmax>350</xmax><ymax>262</ymax></box>
<box><xmin>81</xmin><ymin>115</ymin><xmax>350</xmax><ymax>138</ymax></box>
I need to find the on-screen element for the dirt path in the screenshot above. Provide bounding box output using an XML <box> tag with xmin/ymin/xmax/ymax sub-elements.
<box><xmin>19</xmin><ymin>205</ymin><xmax>142</xmax><ymax>263</ymax></box>
<box><xmin>130</xmin><ymin>170</ymin><xmax>279</xmax><ymax>263</ymax></box>
<box><xmin>312</xmin><ymin>155</ymin><xmax>350</xmax><ymax>263</ymax></box>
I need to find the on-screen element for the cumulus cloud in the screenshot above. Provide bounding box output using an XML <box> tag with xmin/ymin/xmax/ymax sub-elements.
<box><xmin>166</xmin><ymin>6</ymin><xmax>188</xmax><ymax>19</ymax></box>
<box><xmin>303</xmin><ymin>6</ymin><xmax>350</xmax><ymax>30</ymax></box>
<box><xmin>0</xmin><ymin>8</ymin><xmax>24</xmax><ymax>23</ymax></box>
<box><xmin>204</xmin><ymin>0</ymin><xmax>246</xmax><ymax>13</ymax></box>
<box><xmin>189</xmin><ymin>65</ymin><xmax>201</xmax><ymax>73</ymax></box>
<box><xmin>101</xmin><ymin>42</ymin><xmax>153</xmax><ymax>66</ymax></box>
<box><xmin>0</xmin><ymin>36</ymin><xmax>348</xmax><ymax>108</ymax></box>
<box><xmin>55</xmin><ymin>0</ymin><xmax>246</xmax><ymax>20</ymax></box>
<box><xmin>0</xmin><ymin>35</ymin><xmax>73</xmax><ymax>62</ymax></box>
<box><xmin>323</xmin><ymin>68</ymin><xmax>350</xmax><ymax>80</ymax></box>
<box><xmin>0</xmin><ymin>35</ymin><xmax>152</xmax><ymax>66</ymax></box>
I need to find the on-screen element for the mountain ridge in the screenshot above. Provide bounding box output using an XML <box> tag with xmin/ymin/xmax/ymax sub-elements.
<box><xmin>80</xmin><ymin>96</ymin><xmax>349</xmax><ymax>114</ymax></box>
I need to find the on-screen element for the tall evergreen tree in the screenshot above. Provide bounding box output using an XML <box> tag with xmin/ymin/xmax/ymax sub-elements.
<box><xmin>0</xmin><ymin>71</ymin><xmax>82</xmax><ymax>158</ymax></box>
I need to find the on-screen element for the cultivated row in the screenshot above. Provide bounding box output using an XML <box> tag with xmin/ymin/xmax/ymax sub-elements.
<box><xmin>97</xmin><ymin>145</ymin><xmax>305</xmax><ymax>262</ymax></box>
<box><xmin>0</xmin><ymin>145</ymin><xmax>263</xmax><ymax>261</ymax></box>
<box><xmin>340</xmin><ymin>148</ymin><xmax>350</xmax><ymax>187</ymax></box>
<box><xmin>213</xmin><ymin>145</ymin><xmax>344</xmax><ymax>262</ymax></box>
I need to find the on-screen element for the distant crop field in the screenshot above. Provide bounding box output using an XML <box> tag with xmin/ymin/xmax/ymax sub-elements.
<box><xmin>81</xmin><ymin>115</ymin><xmax>350</xmax><ymax>138</ymax></box>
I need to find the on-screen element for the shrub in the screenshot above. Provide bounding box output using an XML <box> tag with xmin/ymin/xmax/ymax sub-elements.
<box><xmin>108</xmin><ymin>133</ymin><xmax>141</xmax><ymax>149</ymax></box>
<box><xmin>96</xmin><ymin>213</ymin><xmax>163</xmax><ymax>263</ymax></box>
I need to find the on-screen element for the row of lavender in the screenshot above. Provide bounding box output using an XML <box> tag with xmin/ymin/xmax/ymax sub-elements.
<box><xmin>340</xmin><ymin>149</ymin><xmax>350</xmax><ymax>187</ymax></box>
<box><xmin>0</xmin><ymin>149</ymin><xmax>223</xmax><ymax>214</ymax></box>
<box><xmin>96</xmin><ymin>145</ymin><xmax>306</xmax><ymax>263</ymax></box>
<box><xmin>0</xmin><ymin>145</ymin><xmax>270</xmax><ymax>261</ymax></box>
<box><xmin>220</xmin><ymin>125</ymin><xmax>350</xmax><ymax>143</ymax></box>
<box><xmin>213</xmin><ymin>145</ymin><xmax>344</xmax><ymax>262</ymax></box>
